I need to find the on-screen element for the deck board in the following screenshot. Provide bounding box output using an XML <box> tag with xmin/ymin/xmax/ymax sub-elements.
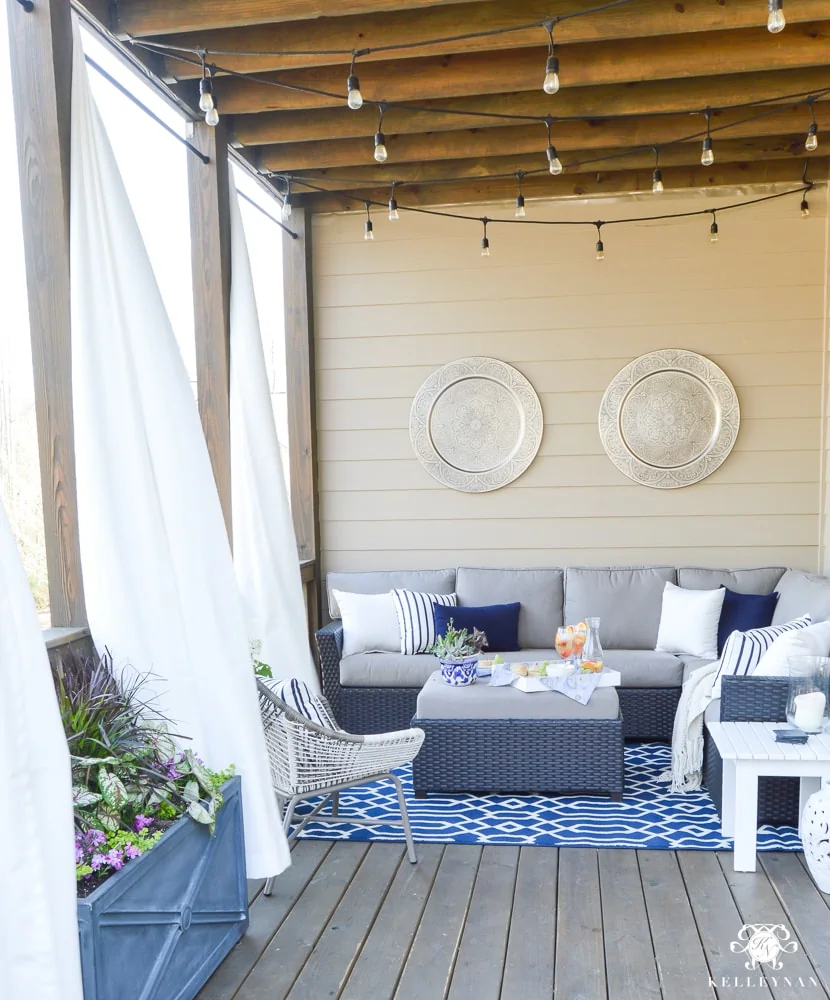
<box><xmin>201</xmin><ymin>843</ymin><xmax>830</xmax><ymax>1000</ymax></box>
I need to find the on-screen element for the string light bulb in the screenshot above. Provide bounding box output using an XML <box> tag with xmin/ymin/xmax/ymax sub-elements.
<box><xmin>281</xmin><ymin>182</ymin><xmax>292</xmax><ymax>221</ymax></box>
<box><xmin>542</xmin><ymin>21</ymin><xmax>560</xmax><ymax>94</ymax></box>
<box><xmin>480</xmin><ymin>218</ymin><xmax>490</xmax><ymax>257</ymax></box>
<box><xmin>198</xmin><ymin>77</ymin><xmax>214</xmax><ymax>113</ymax></box>
<box><xmin>374</xmin><ymin>131</ymin><xmax>388</xmax><ymax>162</ymax></box>
<box><xmin>388</xmin><ymin>185</ymin><xmax>399</xmax><ymax>221</ymax></box>
<box><xmin>709</xmin><ymin>213</ymin><xmax>719</xmax><ymax>242</ymax></box>
<box><xmin>364</xmin><ymin>202</ymin><xmax>374</xmax><ymax>241</ymax></box>
<box><xmin>205</xmin><ymin>105</ymin><xmax>219</xmax><ymax>127</ymax></box>
<box><xmin>651</xmin><ymin>148</ymin><xmax>664</xmax><ymax>194</ymax></box>
<box><xmin>801</xmin><ymin>196</ymin><xmax>810</xmax><ymax>218</ymax></box>
<box><xmin>595</xmin><ymin>222</ymin><xmax>605</xmax><ymax>261</ymax></box>
<box><xmin>805</xmin><ymin>102</ymin><xmax>818</xmax><ymax>151</ymax></box>
<box><xmin>767</xmin><ymin>0</ymin><xmax>785</xmax><ymax>33</ymax></box>
<box><xmin>545</xmin><ymin>123</ymin><xmax>562</xmax><ymax>174</ymax></box>
<box><xmin>198</xmin><ymin>55</ymin><xmax>219</xmax><ymax>126</ymax></box>
<box><xmin>700</xmin><ymin>111</ymin><xmax>714</xmax><ymax>165</ymax></box>
<box><xmin>514</xmin><ymin>174</ymin><xmax>526</xmax><ymax>217</ymax></box>
<box><xmin>347</xmin><ymin>53</ymin><xmax>363</xmax><ymax>109</ymax></box>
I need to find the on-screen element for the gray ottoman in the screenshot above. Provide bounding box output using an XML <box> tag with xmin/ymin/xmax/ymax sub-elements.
<box><xmin>411</xmin><ymin>671</ymin><xmax>624</xmax><ymax>799</ymax></box>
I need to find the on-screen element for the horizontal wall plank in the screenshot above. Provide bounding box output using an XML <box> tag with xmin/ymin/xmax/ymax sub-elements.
<box><xmin>318</xmin><ymin>451</ymin><xmax>819</xmax><ymax>492</ymax></box>
<box><xmin>316</xmin><ymin>320</ymin><xmax>822</xmax><ymax>370</ymax></box>
<box><xmin>321</xmin><ymin>547</ymin><xmax>818</xmax><ymax>573</ymax></box>
<box><xmin>317</xmin><ymin>385</ymin><xmax>822</xmax><ymax>431</ymax></box>
<box><xmin>318</xmin><ymin>418</ymin><xmax>821</xmax><ymax>461</ymax></box>
<box><xmin>319</xmin><ymin>483</ymin><xmax>819</xmax><ymax>521</ymax></box>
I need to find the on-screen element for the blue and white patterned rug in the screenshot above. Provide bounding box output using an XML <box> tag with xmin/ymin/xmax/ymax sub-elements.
<box><xmin>294</xmin><ymin>744</ymin><xmax>801</xmax><ymax>851</ymax></box>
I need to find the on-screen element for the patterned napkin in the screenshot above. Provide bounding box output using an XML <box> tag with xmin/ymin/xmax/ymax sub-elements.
<box><xmin>543</xmin><ymin>671</ymin><xmax>602</xmax><ymax>705</ymax></box>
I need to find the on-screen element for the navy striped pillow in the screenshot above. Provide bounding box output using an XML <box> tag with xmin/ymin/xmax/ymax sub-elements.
<box><xmin>713</xmin><ymin>615</ymin><xmax>811</xmax><ymax>695</ymax></box>
<box><xmin>392</xmin><ymin>589</ymin><xmax>457</xmax><ymax>654</ymax></box>
<box><xmin>264</xmin><ymin>678</ymin><xmax>329</xmax><ymax>728</ymax></box>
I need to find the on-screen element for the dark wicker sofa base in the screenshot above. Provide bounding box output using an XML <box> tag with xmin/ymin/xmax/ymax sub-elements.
<box><xmin>411</xmin><ymin>715</ymin><xmax>624</xmax><ymax>799</ymax></box>
<box><xmin>317</xmin><ymin>620</ymin><xmax>680</xmax><ymax>742</ymax></box>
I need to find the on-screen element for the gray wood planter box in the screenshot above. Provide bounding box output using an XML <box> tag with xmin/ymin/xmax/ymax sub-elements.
<box><xmin>77</xmin><ymin>776</ymin><xmax>248</xmax><ymax>1000</ymax></box>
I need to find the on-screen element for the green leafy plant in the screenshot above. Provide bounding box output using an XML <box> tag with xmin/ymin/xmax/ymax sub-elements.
<box><xmin>428</xmin><ymin>620</ymin><xmax>487</xmax><ymax>661</ymax></box>
<box><xmin>250</xmin><ymin>639</ymin><xmax>273</xmax><ymax>678</ymax></box>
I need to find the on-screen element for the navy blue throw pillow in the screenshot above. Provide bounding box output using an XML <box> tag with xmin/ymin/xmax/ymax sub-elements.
<box><xmin>433</xmin><ymin>602</ymin><xmax>521</xmax><ymax>653</ymax></box>
<box><xmin>717</xmin><ymin>587</ymin><xmax>779</xmax><ymax>654</ymax></box>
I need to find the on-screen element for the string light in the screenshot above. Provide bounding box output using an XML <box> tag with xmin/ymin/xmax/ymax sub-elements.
<box><xmin>595</xmin><ymin>222</ymin><xmax>605</xmax><ymax>261</ymax></box>
<box><xmin>514</xmin><ymin>173</ymin><xmax>526</xmax><ymax>218</ymax></box>
<box><xmin>198</xmin><ymin>53</ymin><xmax>219</xmax><ymax>126</ymax></box>
<box><xmin>543</xmin><ymin>21</ymin><xmax>560</xmax><ymax>95</ymax></box>
<box><xmin>700</xmin><ymin>109</ymin><xmax>714</xmax><ymax>166</ymax></box>
<box><xmin>801</xmin><ymin>196</ymin><xmax>810</xmax><ymax>218</ymax></box>
<box><xmin>388</xmin><ymin>183</ymin><xmax>400</xmax><ymax>221</ymax></box>
<box><xmin>652</xmin><ymin>148</ymin><xmax>664</xmax><ymax>194</ymax></box>
<box><xmin>364</xmin><ymin>201</ymin><xmax>374</xmax><ymax>240</ymax></box>
<box><xmin>347</xmin><ymin>53</ymin><xmax>363</xmax><ymax>110</ymax></box>
<box><xmin>480</xmin><ymin>218</ymin><xmax>491</xmax><ymax>256</ymax></box>
<box><xmin>767</xmin><ymin>0</ymin><xmax>785</xmax><ymax>33</ymax></box>
<box><xmin>806</xmin><ymin>100</ymin><xmax>818</xmax><ymax>151</ymax></box>
<box><xmin>546</xmin><ymin>121</ymin><xmax>563</xmax><ymax>175</ymax></box>
<box><xmin>281</xmin><ymin>179</ymin><xmax>292</xmax><ymax>220</ymax></box>
<box><xmin>709</xmin><ymin>212</ymin><xmax>719</xmax><ymax>242</ymax></box>
<box><xmin>373</xmin><ymin>106</ymin><xmax>388</xmax><ymax>163</ymax></box>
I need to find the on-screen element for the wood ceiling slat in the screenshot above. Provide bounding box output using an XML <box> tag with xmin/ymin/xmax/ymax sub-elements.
<box><xmin>155</xmin><ymin>0</ymin><xmax>830</xmax><ymax>79</ymax></box>
<box><xmin>302</xmin><ymin>157</ymin><xmax>829</xmax><ymax>213</ymax></box>
<box><xmin>258</xmin><ymin>105</ymin><xmax>830</xmax><ymax>171</ymax></box>
<box><xmin>114</xmin><ymin>0</ymin><xmax>487</xmax><ymax>38</ymax></box>
<box><xmin>193</xmin><ymin>23</ymin><xmax>830</xmax><ymax>114</ymax></box>
<box><xmin>231</xmin><ymin>66</ymin><xmax>830</xmax><ymax>146</ymax></box>
<box><xmin>286</xmin><ymin>137</ymin><xmax>814</xmax><ymax>190</ymax></box>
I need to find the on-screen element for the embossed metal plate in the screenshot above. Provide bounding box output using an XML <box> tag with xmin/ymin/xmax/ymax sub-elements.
<box><xmin>598</xmin><ymin>350</ymin><xmax>740</xmax><ymax>489</ymax></box>
<box><xmin>410</xmin><ymin>357</ymin><xmax>544</xmax><ymax>493</ymax></box>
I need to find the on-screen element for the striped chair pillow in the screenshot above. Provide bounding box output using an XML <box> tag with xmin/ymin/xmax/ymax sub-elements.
<box><xmin>713</xmin><ymin>615</ymin><xmax>812</xmax><ymax>696</ymax></box>
<box><xmin>392</xmin><ymin>589</ymin><xmax>457</xmax><ymax>655</ymax></box>
<box><xmin>263</xmin><ymin>677</ymin><xmax>331</xmax><ymax>728</ymax></box>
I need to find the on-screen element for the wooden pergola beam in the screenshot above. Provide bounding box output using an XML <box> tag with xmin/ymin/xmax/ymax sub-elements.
<box><xmin>188</xmin><ymin>121</ymin><xmax>233</xmax><ymax>539</ymax></box>
<box><xmin>157</xmin><ymin>0</ymin><xmax>830</xmax><ymax>78</ymax></box>
<box><xmin>6</xmin><ymin>0</ymin><xmax>86</xmax><ymax>626</ymax></box>
<box><xmin>289</xmin><ymin>137</ymin><xmax>815</xmax><ymax>192</ymax></box>
<box><xmin>302</xmin><ymin>157</ymin><xmax>829</xmax><ymax>213</ymax></box>
<box><xmin>259</xmin><ymin>104</ymin><xmax>830</xmax><ymax>172</ymax></box>
<box><xmin>187</xmin><ymin>23</ymin><xmax>830</xmax><ymax>115</ymax></box>
<box><xmin>114</xmin><ymin>0</ymin><xmax>485</xmax><ymax>38</ymax></box>
<box><xmin>232</xmin><ymin>66</ymin><xmax>830</xmax><ymax>147</ymax></box>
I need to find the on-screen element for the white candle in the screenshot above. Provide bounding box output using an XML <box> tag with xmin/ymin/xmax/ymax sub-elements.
<box><xmin>793</xmin><ymin>691</ymin><xmax>827</xmax><ymax>732</ymax></box>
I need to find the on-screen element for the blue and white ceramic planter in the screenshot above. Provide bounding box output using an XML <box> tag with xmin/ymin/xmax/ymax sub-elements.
<box><xmin>439</xmin><ymin>656</ymin><xmax>478</xmax><ymax>686</ymax></box>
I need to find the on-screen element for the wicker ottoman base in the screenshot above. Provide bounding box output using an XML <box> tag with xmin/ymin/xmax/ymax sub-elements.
<box><xmin>411</xmin><ymin>708</ymin><xmax>625</xmax><ymax>800</ymax></box>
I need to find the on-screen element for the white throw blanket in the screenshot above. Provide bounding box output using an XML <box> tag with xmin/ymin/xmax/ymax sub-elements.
<box><xmin>662</xmin><ymin>660</ymin><xmax>720</xmax><ymax>791</ymax></box>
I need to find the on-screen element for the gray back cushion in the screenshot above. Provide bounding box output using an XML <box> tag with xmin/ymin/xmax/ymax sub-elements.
<box><xmin>455</xmin><ymin>567</ymin><xmax>564</xmax><ymax>649</ymax></box>
<box><xmin>564</xmin><ymin>566</ymin><xmax>677</xmax><ymax>649</ymax></box>
<box><xmin>677</xmin><ymin>566</ymin><xmax>785</xmax><ymax>594</ymax></box>
<box><xmin>327</xmin><ymin>569</ymin><xmax>456</xmax><ymax>619</ymax></box>
<box><xmin>772</xmin><ymin>569</ymin><xmax>830</xmax><ymax>625</ymax></box>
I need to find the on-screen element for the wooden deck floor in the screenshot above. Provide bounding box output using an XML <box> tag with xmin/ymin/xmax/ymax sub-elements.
<box><xmin>198</xmin><ymin>843</ymin><xmax>830</xmax><ymax>1000</ymax></box>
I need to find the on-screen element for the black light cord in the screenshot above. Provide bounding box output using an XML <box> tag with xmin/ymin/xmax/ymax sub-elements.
<box><xmin>237</xmin><ymin>189</ymin><xmax>299</xmax><ymax>238</ymax></box>
<box><xmin>14</xmin><ymin>0</ymin><xmax>35</xmax><ymax>11</ymax></box>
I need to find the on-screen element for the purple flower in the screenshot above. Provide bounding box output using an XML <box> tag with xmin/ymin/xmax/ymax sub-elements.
<box><xmin>90</xmin><ymin>853</ymin><xmax>106</xmax><ymax>871</ymax></box>
<box><xmin>75</xmin><ymin>845</ymin><xmax>85</xmax><ymax>864</ymax></box>
<box><xmin>134</xmin><ymin>814</ymin><xmax>153</xmax><ymax>832</ymax></box>
<box><xmin>125</xmin><ymin>844</ymin><xmax>141</xmax><ymax>860</ymax></box>
<box><xmin>86</xmin><ymin>829</ymin><xmax>106</xmax><ymax>848</ymax></box>
<box><xmin>105</xmin><ymin>849</ymin><xmax>124</xmax><ymax>871</ymax></box>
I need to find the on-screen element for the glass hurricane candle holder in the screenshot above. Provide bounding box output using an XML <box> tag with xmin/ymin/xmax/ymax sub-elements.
<box><xmin>786</xmin><ymin>656</ymin><xmax>830</xmax><ymax>733</ymax></box>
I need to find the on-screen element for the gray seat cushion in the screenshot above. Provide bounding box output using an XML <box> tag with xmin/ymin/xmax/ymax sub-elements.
<box><xmin>679</xmin><ymin>654</ymin><xmax>718</xmax><ymax>684</ymax></box>
<box><xmin>772</xmin><ymin>569</ymin><xmax>830</xmax><ymax>625</ymax></box>
<box><xmin>564</xmin><ymin>566</ymin><xmax>676</xmax><ymax>649</ymax></box>
<box><xmin>455</xmin><ymin>567</ymin><xmax>564</xmax><ymax>649</ymax></box>
<box><xmin>327</xmin><ymin>569</ymin><xmax>456</xmax><ymax>619</ymax></box>
<box><xmin>677</xmin><ymin>566</ymin><xmax>785</xmax><ymax>594</ymax></box>
<box><xmin>415</xmin><ymin>671</ymin><xmax>620</xmax><ymax>720</ymax></box>
<box><xmin>602</xmin><ymin>649</ymin><xmax>683</xmax><ymax>687</ymax></box>
<box><xmin>340</xmin><ymin>652</ymin><xmax>438</xmax><ymax>688</ymax></box>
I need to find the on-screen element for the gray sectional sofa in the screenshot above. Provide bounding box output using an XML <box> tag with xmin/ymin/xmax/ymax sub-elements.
<box><xmin>316</xmin><ymin>564</ymin><xmax>830</xmax><ymax>741</ymax></box>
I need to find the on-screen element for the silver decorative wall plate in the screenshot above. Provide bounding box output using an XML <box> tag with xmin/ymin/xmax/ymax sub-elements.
<box><xmin>598</xmin><ymin>349</ymin><xmax>740</xmax><ymax>489</ymax></box>
<box><xmin>410</xmin><ymin>357</ymin><xmax>543</xmax><ymax>493</ymax></box>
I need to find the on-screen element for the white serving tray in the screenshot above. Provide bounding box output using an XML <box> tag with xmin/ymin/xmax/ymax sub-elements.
<box><xmin>486</xmin><ymin>661</ymin><xmax>621</xmax><ymax>693</ymax></box>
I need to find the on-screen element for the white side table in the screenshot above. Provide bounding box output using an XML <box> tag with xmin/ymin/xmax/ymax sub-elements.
<box><xmin>707</xmin><ymin>720</ymin><xmax>830</xmax><ymax>872</ymax></box>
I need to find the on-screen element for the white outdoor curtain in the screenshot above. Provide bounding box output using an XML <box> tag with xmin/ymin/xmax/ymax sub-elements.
<box><xmin>69</xmin><ymin>19</ymin><xmax>289</xmax><ymax>878</ymax></box>
<box><xmin>229</xmin><ymin>182</ymin><xmax>320</xmax><ymax>694</ymax></box>
<box><xmin>0</xmin><ymin>499</ymin><xmax>84</xmax><ymax>1000</ymax></box>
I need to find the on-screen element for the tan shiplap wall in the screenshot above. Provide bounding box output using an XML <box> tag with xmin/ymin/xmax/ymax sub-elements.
<box><xmin>313</xmin><ymin>187</ymin><xmax>829</xmax><ymax>575</ymax></box>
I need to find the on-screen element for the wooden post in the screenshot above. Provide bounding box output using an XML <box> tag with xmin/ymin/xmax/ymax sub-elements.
<box><xmin>187</xmin><ymin>119</ymin><xmax>233</xmax><ymax>538</ymax></box>
<box><xmin>6</xmin><ymin>0</ymin><xmax>86</xmax><ymax>626</ymax></box>
<box><xmin>284</xmin><ymin>206</ymin><xmax>321</xmax><ymax>631</ymax></box>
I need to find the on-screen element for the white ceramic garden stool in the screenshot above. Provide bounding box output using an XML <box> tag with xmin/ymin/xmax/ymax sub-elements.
<box><xmin>802</xmin><ymin>778</ymin><xmax>830</xmax><ymax>891</ymax></box>
<box><xmin>707</xmin><ymin>720</ymin><xmax>830</xmax><ymax>874</ymax></box>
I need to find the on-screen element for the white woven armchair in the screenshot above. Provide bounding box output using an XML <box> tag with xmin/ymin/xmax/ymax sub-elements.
<box><xmin>257</xmin><ymin>679</ymin><xmax>425</xmax><ymax>893</ymax></box>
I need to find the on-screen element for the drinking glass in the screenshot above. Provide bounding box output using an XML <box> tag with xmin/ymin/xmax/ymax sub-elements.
<box><xmin>555</xmin><ymin>626</ymin><xmax>574</xmax><ymax>664</ymax></box>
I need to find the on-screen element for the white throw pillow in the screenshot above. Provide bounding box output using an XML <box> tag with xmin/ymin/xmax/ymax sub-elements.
<box><xmin>712</xmin><ymin>614</ymin><xmax>812</xmax><ymax>696</ymax></box>
<box><xmin>753</xmin><ymin>621</ymin><xmax>830</xmax><ymax>676</ymax></box>
<box><xmin>655</xmin><ymin>582</ymin><xmax>725</xmax><ymax>659</ymax></box>
<box><xmin>331</xmin><ymin>589</ymin><xmax>401</xmax><ymax>657</ymax></box>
